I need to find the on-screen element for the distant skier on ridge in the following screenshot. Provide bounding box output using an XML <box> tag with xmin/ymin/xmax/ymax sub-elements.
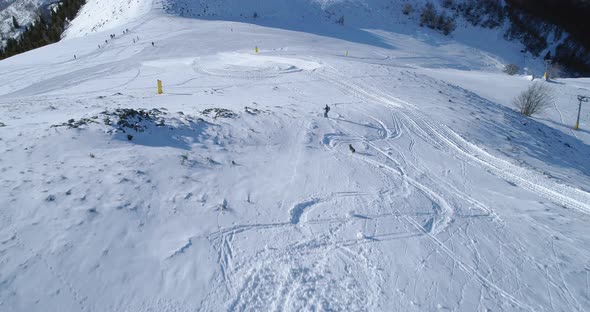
<box><xmin>324</xmin><ymin>104</ymin><xmax>330</xmax><ymax>118</ymax></box>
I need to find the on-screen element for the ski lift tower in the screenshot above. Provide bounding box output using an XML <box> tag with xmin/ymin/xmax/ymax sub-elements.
<box><xmin>575</xmin><ymin>95</ymin><xmax>589</xmax><ymax>130</ymax></box>
<box><xmin>521</xmin><ymin>49</ymin><xmax>528</xmax><ymax>75</ymax></box>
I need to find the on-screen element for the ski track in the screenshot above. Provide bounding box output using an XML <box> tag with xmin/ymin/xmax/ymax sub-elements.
<box><xmin>207</xmin><ymin>189</ymin><xmax>426</xmax><ymax>310</ymax></box>
<box><xmin>312</xmin><ymin>66</ymin><xmax>590</xmax><ymax>312</ymax></box>
<box><xmin>3</xmin><ymin>4</ymin><xmax>590</xmax><ymax>310</ymax></box>
<box><xmin>289</xmin><ymin>198</ymin><xmax>320</xmax><ymax>225</ymax></box>
<box><xmin>315</xmin><ymin>68</ymin><xmax>590</xmax><ymax>216</ymax></box>
<box><xmin>211</xmin><ymin>222</ymin><xmax>385</xmax><ymax>310</ymax></box>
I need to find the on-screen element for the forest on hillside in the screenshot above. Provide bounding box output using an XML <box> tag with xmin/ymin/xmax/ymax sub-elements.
<box><xmin>503</xmin><ymin>0</ymin><xmax>590</xmax><ymax>75</ymax></box>
<box><xmin>0</xmin><ymin>0</ymin><xmax>85</xmax><ymax>59</ymax></box>
<box><xmin>507</xmin><ymin>0</ymin><xmax>590</xmax><ymax>48</ymax></box>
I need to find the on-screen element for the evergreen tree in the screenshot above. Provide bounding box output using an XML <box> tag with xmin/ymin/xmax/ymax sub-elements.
<box><xmin>1</xmin><ymin>0</ymin><xmax>87</xmax><ymax>60</ymax></box>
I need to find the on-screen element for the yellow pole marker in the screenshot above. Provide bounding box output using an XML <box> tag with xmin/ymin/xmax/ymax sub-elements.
<box><xmin>157</xmin><ymin>79</ymin><xmax>163</xmax><ymax>95</ymax></box>
<box><xmin>255</xmin><ymin>46</ymin><xmax>259</xmax><ymax>54</ymax></box>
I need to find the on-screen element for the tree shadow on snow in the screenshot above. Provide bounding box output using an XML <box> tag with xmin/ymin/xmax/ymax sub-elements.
<box><xmin>164</xmin><ymin>2</ymin><xmax>396</xmax><ymax>50</ymax></box>
<box><xmin>112</xmin><ymin>118</ymin><xmax>215</xmax><ymax>150</ymax></box>
<box><xmin>164</xmin><ymin>6</ymin><xmax>507</xmax><ymax>72</ymax></box>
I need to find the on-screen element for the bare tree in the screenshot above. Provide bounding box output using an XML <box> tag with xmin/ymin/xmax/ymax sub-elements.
<box><xmin>420</xmin><ymin>2</ymin><xmax>437</xmax><ymax>28</ymax></box>
<box><xmin>402</xmin><ymin>3</ymin><xmax>413</xmax><ymax>15</ymax></box>
<box><xmin>547</xmin><ymin>62</ymin><xmax>562</xmax><ymax>79</ymax></box>
<box><xmin>513</xmin><ymin>83</ymin><xmax>553</xmax><ymax>116</ymax></box>
<box><xmin>503</xmin><ymin>64</ymin><xmax>519</xmax><ymax>75</ymax></box>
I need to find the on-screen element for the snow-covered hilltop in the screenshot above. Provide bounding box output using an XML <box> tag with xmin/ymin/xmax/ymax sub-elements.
<box><xmin>1</xmin><ymin>0</ymin><xmax>590</xmax><ymax>311</ymax></box>
<box><xmin>4</xmin><ymin>0</ymin><xmax>588</xmax><ymax>74</ymax></box>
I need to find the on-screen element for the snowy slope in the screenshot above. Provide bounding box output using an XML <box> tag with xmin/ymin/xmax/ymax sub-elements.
<box><xmin>1</xmin><ymin>0</ymin><xmax>590</xmax><ymax>311</ymax></box>
<box><xmin>161</xmin><ymin>0</ymin><xmax>543</xmax><ymax>72</ymax></box>
<box><xmin>63</xmin><ymin>0</ymin><xmax>152</xmax><ymax>38</ymax></box>
<box><xmin>66</xmin><ymin>0</ymin><xmax>541</xmax><ymax>72</ymax></box>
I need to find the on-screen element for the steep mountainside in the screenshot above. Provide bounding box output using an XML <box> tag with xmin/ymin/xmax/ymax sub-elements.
<box><xmin>3</xmin><ymin>0</ymin><xmax>590</xmax><ymax>75</ymax></box>
<box><xmin>65</xmin><ymin>0</ymin><xmax>590</xmax><ymax>75</ymax></box>
<box><xmin>0</xmin><ymin>0</ymin><xmax>53</xmax><ymax>40</ymax></box>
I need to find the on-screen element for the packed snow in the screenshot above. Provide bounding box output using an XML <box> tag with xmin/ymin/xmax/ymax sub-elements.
<box><xmin>1</xmin><ymin>0</ymin><xmax>589</xmax><ymax>311</ymax></box>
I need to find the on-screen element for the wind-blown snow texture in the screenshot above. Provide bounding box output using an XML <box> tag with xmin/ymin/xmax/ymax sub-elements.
<box><xmin>1</xmin><ymin>0</ymin><xmax>590</xmax><ymax>311</ymax></box>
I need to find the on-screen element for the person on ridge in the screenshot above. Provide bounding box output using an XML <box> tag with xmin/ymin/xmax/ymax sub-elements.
<box><xmin>324</xmin><ymin>104</ymin><xmax>330</xmax><ymax>118</ymax></box>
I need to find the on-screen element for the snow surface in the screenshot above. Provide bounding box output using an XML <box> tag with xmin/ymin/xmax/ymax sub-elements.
<box><xmin>63</xmin><ymin>0</ymin><xmax>153</xmax><ymax>38</ymax></box>
<box><xmin>1</xmin><ymin>0</ymin><xmax>590</xmax><ymax>311</ymax></box>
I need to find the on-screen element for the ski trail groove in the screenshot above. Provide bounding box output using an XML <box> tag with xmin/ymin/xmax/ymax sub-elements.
<box><xmin>289</xmin><ymin>198</ymin><xmax>320</xmax><ymax>225</ymax></box>
<box><xmin>324</xmin><ymin>115</ymin><xmax>455</xmax><ymax>234</ymax></box>
<box><xmin>383</xmin><ymin>193</ymin><xmax>537</xmax><ymax>312</ymax></box>
<box><xmin>316</xmin><ymin>69</ymin><xmax>590</xmax><ymax>215</ymax></box>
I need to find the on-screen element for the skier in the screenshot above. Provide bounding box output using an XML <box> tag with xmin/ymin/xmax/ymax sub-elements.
<box><xmin>74</xmin><ymin>55</ymin><xmax>76</xmax><ymax>60</ymax></box>
<box><xmin>349</xmin><ymin>144</ymin><xmax>356</xmax><ymax>153</ymax></box>
<box><xmin>151</xmin><ymin>42</ymin><xmax>155</xmax><ymax>47</ymax></box>
<box><xmin>324</xmin><ymin>104</ymin><xmax>330</xmax><ymax>117</ymax></box>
